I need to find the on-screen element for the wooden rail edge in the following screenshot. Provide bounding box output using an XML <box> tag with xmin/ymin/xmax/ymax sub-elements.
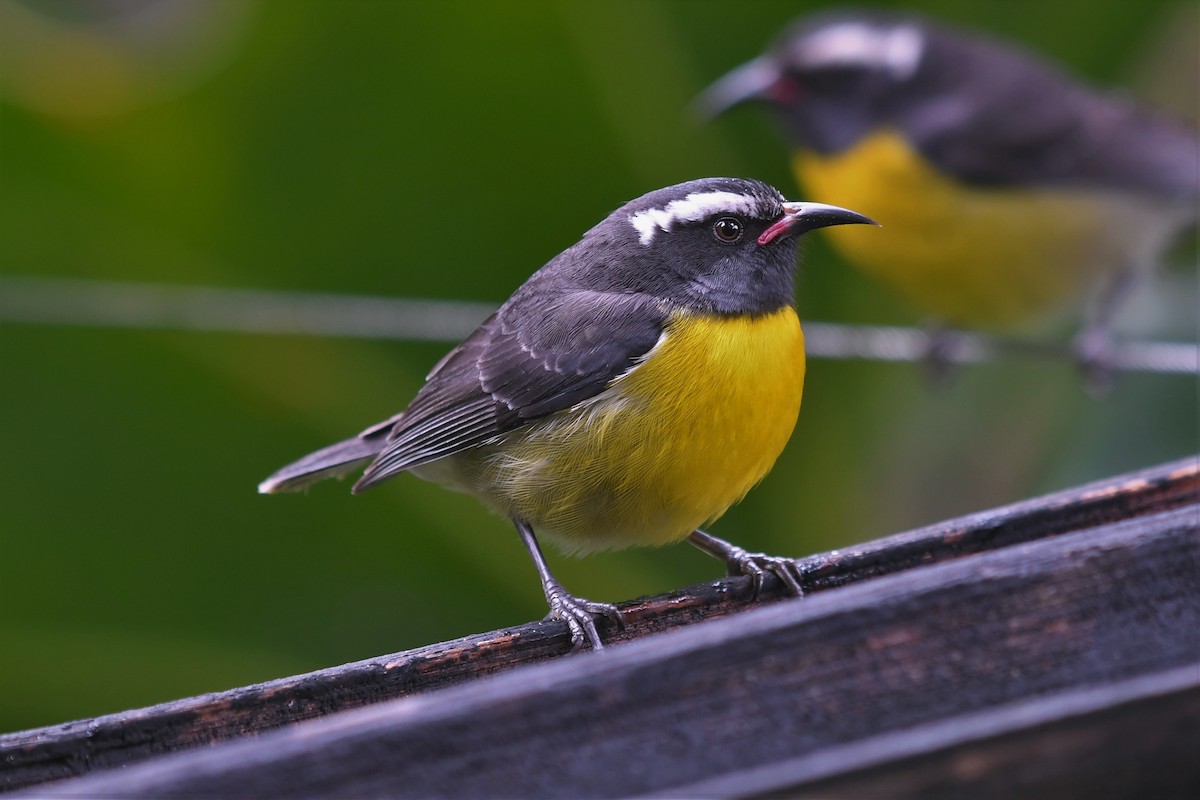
<box><xmin>1</xmin><ymin>455</ymin><xmax>1197</xmax><ymax>792</ymax></box>
<box><xmin>19</xmin><ymin>503</ymin><xmax>1200</xmax><ymax>798</ymax></box>
<box><xmin>673</xmin><ymin>665</ymin><xmax>1200</xmax><ymax>800</ymax></box>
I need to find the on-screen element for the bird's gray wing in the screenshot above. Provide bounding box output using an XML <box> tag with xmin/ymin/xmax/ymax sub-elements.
<box><xmin>906</xmin><ymin>37</ymin><xmax>1199</xmax><ymax>200</ymax></box>
<box><xmin>353</xmin><ymin>289</ymin><xmax>669</xmax><ymax>491</ymax></box>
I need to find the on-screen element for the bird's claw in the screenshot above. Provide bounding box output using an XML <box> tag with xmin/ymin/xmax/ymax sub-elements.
<box><xmin>1073</xmin><ymin>329</ymin><xmax>1117</xmax><ymax>395</ymax></box>
<box><xmin>545</xmin><ymin>584</ymin><xmax>622</xmax><ymax>651</ymax></box>
<box><xmin>719</xmin><ymin>544</ymin><xmax>805</xmax><ymax>598</ymax></box>
<box><xmin>920</xmin><ymin>327</ymin><xmax>965</xmax><ymax>387</ymax></box>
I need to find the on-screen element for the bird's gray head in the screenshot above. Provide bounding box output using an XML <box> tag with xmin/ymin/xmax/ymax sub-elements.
<box><xmin>543</xmin><ymin>177</ymin><xmax>874</xmax><ymax>315</ymax></box>
<box><xmin>698</xmin><ymin>13</ymin><xmax>934</xmax><ymax>154</ymax></box>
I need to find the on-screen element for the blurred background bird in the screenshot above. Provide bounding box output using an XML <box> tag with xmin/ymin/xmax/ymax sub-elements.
<box><xmin>699</xmin><ymin>10</ymin><xmax>1200</xmax><ymax>380</ymax></box>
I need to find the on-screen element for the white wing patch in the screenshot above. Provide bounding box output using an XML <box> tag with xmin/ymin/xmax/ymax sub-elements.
<box><xmin>629</xmin><ymin>191</ymin><xmax>761</xmax><ymax>246</ymax></box>
<box><xmin>798</xmin><ymin>22</ymin><xmax>924</xmax><ymax>80</ymax></box>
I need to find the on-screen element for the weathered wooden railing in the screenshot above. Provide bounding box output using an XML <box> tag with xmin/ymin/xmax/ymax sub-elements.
<box><xmin>3</xmin><ymin>457</ymin><xmax>1197</xmax><ymax>798</ymax></box>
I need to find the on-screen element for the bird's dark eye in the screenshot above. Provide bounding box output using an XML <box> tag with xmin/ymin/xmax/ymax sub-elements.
<box><xmin>712</xmin><ymin>217</ymin><xmax>744</xmax><ymax>243</ymax></box>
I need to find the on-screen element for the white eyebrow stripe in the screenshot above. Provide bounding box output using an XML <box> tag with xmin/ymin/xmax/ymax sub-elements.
<box><xmin>629</xmin><ymin>191</ymin><xmax>761</xmax><ymax>246</ymax></box>
<box><xmin>798</xmin><ymin>23</ymin><xmax>925</xmax><ymax>80</ymax></box>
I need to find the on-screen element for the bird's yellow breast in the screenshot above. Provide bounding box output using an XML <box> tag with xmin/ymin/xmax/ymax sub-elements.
<box><xmin>433</xmin><ymin>307</ymin><xmax>806</xmax><ymax>553</ymax></box>
<box><xmin>795</xmin><ymin>130</ymin><xmax>1168</xmax><ymax>328</ymax></box>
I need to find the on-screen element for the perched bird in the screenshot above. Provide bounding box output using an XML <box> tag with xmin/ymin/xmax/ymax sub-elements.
<box><xmin>700</xmin><ymin>12</ymin><xmax>1199</xmax><ymax>372</ymax></box>
<box><xmin>259</xmin><ymin>177</ymin><xmax>874</xmax><ymax>650</ymax></box>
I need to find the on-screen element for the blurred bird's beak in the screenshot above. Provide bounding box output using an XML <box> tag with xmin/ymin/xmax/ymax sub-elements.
<box><xmin>758</xmin><ymin>202</ymin><xmax>878</xmax><ymax>245</ymax></box>
<box><xmin>693</xmin><ymin>56</ymin><xmax>781</xmax><ymax>119</ymax></box>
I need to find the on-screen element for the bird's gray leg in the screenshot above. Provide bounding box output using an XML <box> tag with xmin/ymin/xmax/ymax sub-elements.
<box><xmin>920</xmin><ymin>323</ymin><xmax>967</xmax><ymax>387</ymax></box>
<box><xmin>515</xmin><ymin>519</ymin><xmax>622</xmax><ymax>651</ymax></box>
<box><xmin>1074</xmin><ymin>264</ymin><xmax>1139</xmax><ymax>393</ymax></box>
<box><xmin>688</xmin><ymin>529</ymin><xmax>805</xmax><ymax>598</ymax></box>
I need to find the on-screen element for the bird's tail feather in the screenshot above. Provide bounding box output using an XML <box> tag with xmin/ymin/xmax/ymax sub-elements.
<box><xmin>258</xmin><ymin>435</ymin><xmax>384</xmax><ymax>494</ymax></box>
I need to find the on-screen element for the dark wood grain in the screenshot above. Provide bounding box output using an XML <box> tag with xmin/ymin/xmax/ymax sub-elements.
<box><xmin>2</xmin><ymin>456</ymin><xmax>1196</xmax><ymax>794</ymax></box>
<box><xmin>774</xmin><ymin>669</ymin><xmax>1200</xmax><ymax>800</ymax></box>
<box><xmin>19</xmin><ymin>503</ymin><xmax>1200</xmax><ymax>798</ymax></box>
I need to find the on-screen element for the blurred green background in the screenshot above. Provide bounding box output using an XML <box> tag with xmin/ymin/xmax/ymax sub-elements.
<box><xmin>1</xmin><ymin>0</ymin><xmax>1196</xmax><ymax>732</ymax></box>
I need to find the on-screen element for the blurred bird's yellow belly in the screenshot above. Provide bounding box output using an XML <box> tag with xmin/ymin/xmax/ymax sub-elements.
<box><xmin>428</xmin><ymin>308</ymin><xmax>806</xmax><ymax>553</ymax></box>
<box><xmin>795</xmin><ymin>130</ymin><xmax>1162</xmax><ymax>328</ymax></box>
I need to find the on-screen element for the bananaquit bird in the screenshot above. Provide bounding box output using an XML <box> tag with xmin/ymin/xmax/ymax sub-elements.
<box><xmin>259</xmin><ymin>177</ymin><xmax>873</xmax><ymax>650</ymax></box>
<box><xmin>700</xmin><ymin>12</ymin><xmax>1199</xmax><ymax>366</ymax></box>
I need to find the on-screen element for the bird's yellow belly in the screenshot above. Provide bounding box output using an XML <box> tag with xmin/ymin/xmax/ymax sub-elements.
<box><xmin>795</xmin><ymin>130</ymin><xmax>1158</xmax><ymax>329</ymax></box>
<box><xmin>428</xmin><ymin>308</ymin><xmax>806</xmax><ymax>553</ymax></box>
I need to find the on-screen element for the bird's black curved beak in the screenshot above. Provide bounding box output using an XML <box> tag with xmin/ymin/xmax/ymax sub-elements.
<box><xmin>693</xmin><ymin>56</ymin><xmax>781</xmax><ymax>120</ymax></box>
<box><xmin>758</xmin><ymin>202</ymin><xmax>878</xmax><ymax>245</ymax></box>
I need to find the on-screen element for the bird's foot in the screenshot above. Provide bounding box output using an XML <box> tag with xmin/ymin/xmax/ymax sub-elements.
<box><xmin>920</xmin><ymin>326</ymin><xmax>966</xmax><ymax>387</ymax></box>
<box><xmin>1072</xmin><ymin>328</ymin><xmax>1117</xmax><ymax>395</ymax></box>
<box><xmin>543</xmin><ymin>580</ymin><xmax>623</xmax><ymax>651</ymax></box>
<box><xmin>688</xmin><ymin>529</ymin><xmax>804</xmax><ymax>599</ymax></box>
<box><xmin>719</xmin><ymin>545</ymin><xmax>806</xmax><ymax>598</ymax></box>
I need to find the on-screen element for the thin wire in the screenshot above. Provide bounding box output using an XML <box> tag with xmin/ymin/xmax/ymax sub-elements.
<box><xmin>1</xmin><ymin>275</ymin><xmax>1196</xmax><ymax>374</ymax></box>
<box><xmin>800</xmin><ymin>323</ymin><xmax>1200</xmax><ymax>374</ymax></box>
<box><xmin>0</xmin><ymin>275</ymin><xmax>494</xmax><ymax>342</ymax></box>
